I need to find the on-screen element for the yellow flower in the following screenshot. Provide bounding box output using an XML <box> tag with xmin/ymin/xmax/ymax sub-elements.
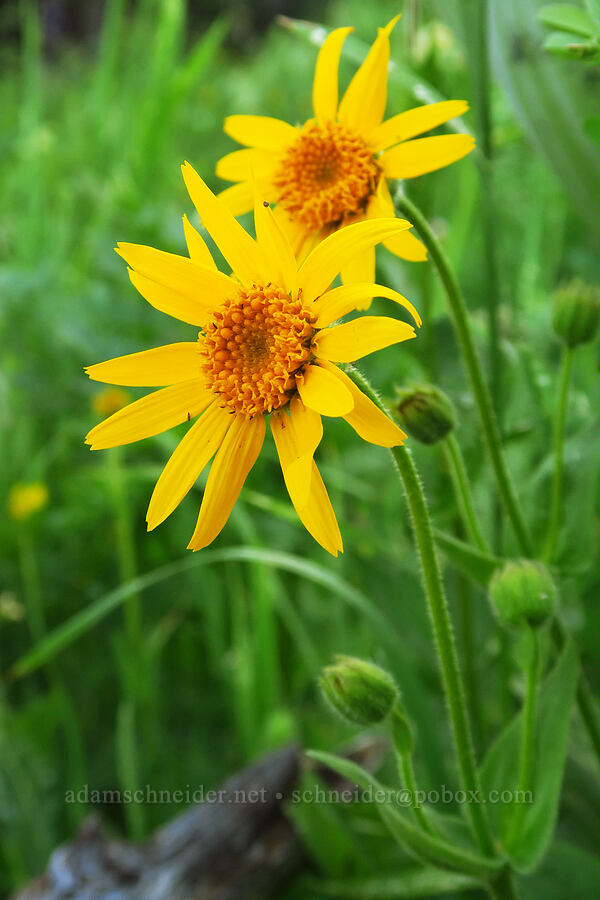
<box><xmin>216</xmin><ymin>17</ymin><xmax>474</xmax><ymax>287</ymax></box>
<box><xmin>8</xmin><ymin>482</ymin><xmax>49</xmax><ymax>521</ymax></box>
<box><xmin>84</xmin><ymin>164</ymin><xmax>420</xmax><ymax>556</ymax></box>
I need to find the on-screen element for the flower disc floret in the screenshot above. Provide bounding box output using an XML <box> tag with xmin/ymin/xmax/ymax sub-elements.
<box><xmin>273</xmin><ymin>121</ymin><xmax>381</xmax><ymax>232</ymax></box>
<box><xmin>200</xmin><ymin>284</ymin><xmax>316</xmax><ymax>416</ymax></box>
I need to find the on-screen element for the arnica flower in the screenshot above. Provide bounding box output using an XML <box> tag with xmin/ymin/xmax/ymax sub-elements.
<box><xmin>84</xmin><ymin>164</ymin><xmax>420</xmax><ymax>555</ymax></box>
<box><xmin>216</xmin><ymin>16</ymin><xmax>474</xmax><ymax>289</ymax></box>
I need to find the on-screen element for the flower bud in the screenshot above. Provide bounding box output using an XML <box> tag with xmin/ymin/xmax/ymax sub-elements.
<box><xmin>552</xmin><ymin>279</ymin><xmax>600</xmax><ymax>347</ymax></box>
<box><xmin>320</xmin><ymin>656</ymin><xmax>397</xmax><ymax>726</ymax></box>
<box><xmin>8</xmin><ymin>482</ymin><xmax>49</xmax><ymax>521</ymax></box>
<box><xmin>395</xmin><ymin>384</ymin><xmax>456</xmax><ymax>445</ymax></box>
<box><xmin>490</xmin><ymin>560</ymin><xmax>556</xmax><ymax>629</ymax></box>
<box><xmin>391</xmin><ymin>702</ymin><xmax>414</xmax><ymax>756</ymax></box>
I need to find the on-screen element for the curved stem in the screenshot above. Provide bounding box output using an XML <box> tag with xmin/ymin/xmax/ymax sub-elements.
<box><xmin>443</xmin><ymin>433</ymin><xmax>489</xmax><ymax>553</ymax></box>
<box><xmin>394</xmin><ymin>193</ymin><xmax>534</xmax><ymax>558</ymax></box>
<box><xmin>398</xmin><ymin>751</ymin><xmax>434</xmax><ymax>834</ymax></box>
<box><xmin>507</xmin><ymin>629</ymin><xmax>540</xmax><ymax>850</ymax></box>
<box><xmin>346</xmin><ymin>366</ymin><xmax>495</xmax><ymax>857</ymax></box>
<box><xmin>544</xmin><ymin>345</ymin><xmax>573</xmax><ymax>562</ymax></box>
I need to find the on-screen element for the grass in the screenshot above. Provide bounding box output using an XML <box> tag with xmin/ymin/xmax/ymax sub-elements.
<box><xmin>1</xmin><ymin>0</ymin><xmax>599</xmax><ymax>897</ymax></box>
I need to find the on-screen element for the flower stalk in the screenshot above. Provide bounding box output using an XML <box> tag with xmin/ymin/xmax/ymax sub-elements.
<box><xmin>394</xmin><ymin>192</ymin><xmax>534</xmax><ymax>558</ymax></box>
<box><xmin>346</xmin><ymin>365</ymin><xmax>495</xmax><ymax>857</ymax></box>
<box><xmin>507</xmin><ymin>628</ymin><xmax>540</xmax><ymax>851</ymax></box>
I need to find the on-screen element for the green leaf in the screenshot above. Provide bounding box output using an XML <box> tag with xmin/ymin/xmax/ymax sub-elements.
<box><xmin>7</xmin><ymin>548</ymin><xmax>393</xmax><ymax>680</ymax></box>
<box><xmin>433</xmin><ymin>528</ymin><xmax>502</xmax><ymax>587</ymax></box>
<box><xmin>544</xmin><ymin>31</ymin><xmax>600</xmax><ymax>58</ymax></box>
<box><xmin>538</xmin><ymin>4</ymin><xmax>597</xmax><ymax>36</ymax></box>
<box><xmin>479</xmin><ymin>640</ymin><xmax>579</xmax><ymax>872</ymax></box>
<box><xmin>306</xmin><ymin>751</ymin><xmax>500</xmax><ymax>879</ymax></box>
<box><xmin>315</xmin><ymin>868</ymin><xmax>480</xmax><ymax>898</ymax></box>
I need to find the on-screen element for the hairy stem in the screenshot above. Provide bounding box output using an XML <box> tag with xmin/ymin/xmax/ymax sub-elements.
<box><xmin>394</xmin><ymin>193</ymin><xmax>534</xmax><ymax>557</ymax></box>
<box><xmin>346</xmin><ymin>365</ymin><xmax>495</xmax><ymax>857</ymax></box>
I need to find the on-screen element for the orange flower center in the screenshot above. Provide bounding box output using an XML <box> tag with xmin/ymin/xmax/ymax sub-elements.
<box><xmin>200</xmin><ymin>285</ymin><xmax>316</xmax><ymax>417</ymax></box>
<box><xmin>273</xmin><ymin>121</ymin><xmax>380</xmax><ymax>232</ymax></box>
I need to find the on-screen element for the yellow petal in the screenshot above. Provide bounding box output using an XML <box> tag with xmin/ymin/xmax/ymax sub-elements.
<box><xmin>296</xmin><ymin>363</ymin><xmax>354</xmax><ymax>416</ymax></box>
<box><xmin>384</xmin><ymin>229</ymin><xmax>428</xmax><ymax>262</ymax></box>
<box><xmin>313</xmin><ymin>282</ymin><xmax>421</xmax><ymax>328</ymax></box>
<box><xmin>218</xmin><ymin>181</ymin><xmax>254</xmax><ymax>216</ymax></box>
<box><xmin>182</xmin><ymin>215</ymin><xmax>216</xmax><ymax>269</ymax></box>
<box><xmin>298</xmin><ymin>217</ymin><xmax>411</xmax><ymax>301</ymax></box>
<box><xmin>337</xmin><ymin>16</ymin><xmax>400</xmax><ymax>133</ymax></box>
<box><xmin>380</xmin><ymin>134</ymin><xmax>475</xmax><ymax>179</ymax></box>
<box><xmin>319</xmin><ymin>361</ymin><xmax>406</xmax><ymax>447</ymax></box>
<box><xmin>85</xmin><ymin>379</ymin><xmax>211</xmax><ymax>450</ymax></box>
<box><xmin>273</xmin><ymin>206</ymin><xmax>318</xmax><ymax>262</ymax></box>
<box><xmin>146</xmin><ymin>402</ymin><xmax>232</xmax><ymax>531</ymax></box>
<box><xmin>270</xmin><ymin>398</ymin><xmax>322</xmax><ymax>508</ymax></box>
<box><xmin>312</xmin><ymin>26</ymin><xmax>353</xmax><ymax>123</ymax></box>
<box><xmin>314</xmin><ymin>316</ymin><xmax>416</xmax><ymax>363</ymax></box>
<box><xmin>253</xmin><ymin>194</ymin><xmax>297</xmax><ymax>295</ymax></box>
<box><xmin>126</xmin><ymin>270</ymin><xmax>205</xmax><ymax>327</ymax></box>
<box><xmin>216</xmin><ymin>148</ymin><xmax>279</xmax><ymax>182</ymax></box>
<box><xmin>368</xmin><ymin>100</ymin><xmax>469</xmax><ymax>152</ymax></box>
<box><xmin>182</xmin><ymin>161</ymin><xmax>269</xmax><ymax>283</ymax></box>
<box><xmin>366</xmin><ymin>181</ymin><xmax>427</xmax><ymax>261</ymax></box>
<box><xmin>340</xmin><ymin>245</ymin><xmax>375</xmax><ymax>304</ymax></box>
<box><xmin>117</xmin><ymin>243</ymin><xmax>235</xmax><ymax>322</ymax></box>
<box><xmin>85</xmin><ymin>342</ymin><xmax>201</xmax><ymax>387</ymax></box>
<box><xmin>187</xmin><ymin>414</ymin><xmax>266</xmax><ymax>551</ymax></box>
<box><xmin>224</xmin><ymin>114</ymin><xmax>298</xmax><ymax>150</ymax></box>
<box><xmin>295</xmin><ymin>460</ymin><xmax>343</xmax><ymax>556</ymax></box>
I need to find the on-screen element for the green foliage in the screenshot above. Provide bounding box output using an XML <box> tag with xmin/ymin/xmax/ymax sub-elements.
<box><xmin>479</xmin><ymin>641</ymin><xmax>579</xmax><ymax>872</ymax></box>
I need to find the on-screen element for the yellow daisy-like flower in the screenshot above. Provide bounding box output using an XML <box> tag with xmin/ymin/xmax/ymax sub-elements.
<box><xmin>84</xmin><ymin>164</ymin><xmax>421</xmax><ymax>556</ymax></box>
<box><xmin>216</xmin><ymin>16</ymin><xmax>474</xmax><ymax>286</ymax></box>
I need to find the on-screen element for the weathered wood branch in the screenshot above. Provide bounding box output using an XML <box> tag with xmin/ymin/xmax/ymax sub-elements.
<box><xmin>13</xmin><ymin>739</ymin><xmax>385</xmax><ymax>900</ymax></box>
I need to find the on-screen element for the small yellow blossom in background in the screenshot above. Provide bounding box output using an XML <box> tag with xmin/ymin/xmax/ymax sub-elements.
<box><xmin>215</xmin><ymin>16</ymin><xmax>474</xmax><ymax>290</ymax></box>
<box><xmin>84</xmin><ymin>164</ymin><xmax>421</xmax><ymax>555</ymax></box>
<box><xmin>8</xmin><ymin>482</ymin><xmax>49</xmax><ymax>521</ymax></box>
<box><xmin>92</xmin><ymin>386</ymin><xmax>131</xmax><ymax>417</ymax></box>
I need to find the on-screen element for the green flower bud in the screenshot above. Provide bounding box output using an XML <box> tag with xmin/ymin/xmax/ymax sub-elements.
<box><xmin>320</xmin><ymin>656</ymin><xmax>397</xmax><ymax>726</ymax></box>
<box><xmin>391</xmin><ymin>702</ymin><xmax>414</xmax><ymax>756</ymax></box>
<box><xmin>552</xmin><ymin>279</ymin><xmax>600</xmax><ymax>347</ymax></box>
<box><xmin>490</xmin><ymin>560</ymin><xmax>556</xmax><ymax>629</ymax></box>
<box><xmin>395</xmin><ymin>384</ymin><xmax>456</xmax><ymax>445</ymax></box>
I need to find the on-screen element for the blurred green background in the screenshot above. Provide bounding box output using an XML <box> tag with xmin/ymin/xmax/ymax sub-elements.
<box><xmin>1</xmin><ymin>0</ymin><xmax>599</xmax><ymax>896</ymax></box>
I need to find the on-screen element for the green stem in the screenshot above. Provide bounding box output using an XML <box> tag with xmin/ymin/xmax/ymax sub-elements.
<box><xmin>443</xmin><ymin>433</ymin><xmax>489</xmax><ymax>553</ymax></box>
<box><xmin>469</xmin><ymin>0</ymin><xmax>503</xmax><ymax>424</ymax></box>
<box><xmin>543</xmin><ymin>345</ymin><xmax>573</xmax><ymax>562</ymax></box>
<box><xmin>397</xmin><ymin>750</ymin><xmax>434</xmax><ymax>834</ymax></box>
<box><xmin>346</xmin><ymin>366</ymin><xmax>495</xmax><ymax>857</ymax></box>
<box><xmin>507</xmin><ymin>629</ymin><xmax>540</xmax><ymax>849</ymax></box>
<box><xmin>394</xmin><ymin>193</ymin><xmax>534</xmax><ymax>558</ymax></box>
